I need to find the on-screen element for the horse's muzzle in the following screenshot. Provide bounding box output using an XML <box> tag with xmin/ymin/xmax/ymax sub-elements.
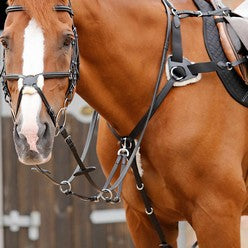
<box><xmin>13</xmin><ymin>120</ymin><xmax>55</xmax><ymax>165</ymax></box>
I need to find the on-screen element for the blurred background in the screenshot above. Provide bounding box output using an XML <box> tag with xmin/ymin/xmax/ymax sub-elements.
<box><xmin>0</xmin><ymin>0</ymin><xmax>247</xmax><ymax>247</ymax></box>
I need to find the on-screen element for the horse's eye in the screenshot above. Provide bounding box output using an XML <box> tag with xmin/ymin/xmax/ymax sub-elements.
<box><xmin>63</xmin><ymin>36</ymin><xmax>73</xmax><ymax>47</ymax></box>
<box><xmin>0</xmin><ymin>38</ymin><xmax>9</xmax><ymax>49</ymax></box>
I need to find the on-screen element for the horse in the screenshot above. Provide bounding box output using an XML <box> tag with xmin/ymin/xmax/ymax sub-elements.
<box><xmin>1</xmin><ymin>0</ymin><xmax>248</xmax><ymax>247</ymax></box>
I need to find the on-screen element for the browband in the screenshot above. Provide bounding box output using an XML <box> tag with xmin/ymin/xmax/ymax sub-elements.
<box><xmin>6</xmin><ymin>5</ymin><xmax>74</xmax><ymax>16</ymax></box>
<box><xmin>6</xmin><ymin>6</ymin><xmax>24</xmax><ymax>14</ymax></box>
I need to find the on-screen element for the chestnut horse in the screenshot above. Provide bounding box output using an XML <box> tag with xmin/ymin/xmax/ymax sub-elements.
<box><xmin>1</xmin><ymin>0</ymin><xmax>248</xmax><ymax>247</ymax></box>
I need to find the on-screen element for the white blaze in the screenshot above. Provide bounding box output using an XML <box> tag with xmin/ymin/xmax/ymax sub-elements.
<box><xmin>19</xmin><ymin>19</ymin><xmax>45</xmax><ymax>152</ymax></box>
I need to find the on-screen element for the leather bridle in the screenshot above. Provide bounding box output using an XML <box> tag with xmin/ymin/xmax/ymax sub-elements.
<box><xmin>1</xmin><ymin>4</ymin><xmax>80</xmax><ymax>126</ymax></box>
<box><xmin>0</xmin><ymin>1</ymin><xmax>175</xmax><ymax>247</ymax></box>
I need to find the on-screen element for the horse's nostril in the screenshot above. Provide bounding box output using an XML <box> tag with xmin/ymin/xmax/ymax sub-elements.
<box><xmin>14</xmin><ymin>124</ymin><xmax>24</xmax><ymax>140</ymax></box>
<box><xmin>39</xmin><ymin>122</ymin><xmax>50</xmax><ymax>139</ymax></box>
<box><xmin>15</xmin><ymin>124</ymin><xmax>20</xmax><ymax>136</ymax></box>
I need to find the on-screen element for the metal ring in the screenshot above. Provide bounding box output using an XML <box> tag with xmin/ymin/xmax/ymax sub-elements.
<box><xmin>117</xmin><ymin>148</ymin><xmax>130</xmax><ymax>157</ymax></box>
<box><xmin>100</xmin><ymin>189</ymin><xmax>113</xmax><ymax>201</ymax></box>
<box><xmin>136</xmin><ymin>183</ymin><xmax>144</xmax><ymax>191</ymax></box>
<box><xmin>196</xmin><ymin>10</ymin><xmax>202</xmax><ymax>17</ymax></box>
<box><xmin>60</xmin><ymin>180</ymin><xmax>72</xmax><ymax>194</ymax></box>
<box><xmin>145</xmin><ymin>207</ymin><xmax>154</xmax><ymax>216</ymax></box>
<box><xmin>170</xmin><ymin>67</ymin><xmax>185</xmax><ymax>81</ymax></box>
<box><xmin>171</xmin><ymin>8</ymin><xmax>177</xmax><ymax>16</ymax></box>
<box><xmin>226</xmin><ymin>62</ymin><xmax>233</xmax><ymax>71</ymax></box>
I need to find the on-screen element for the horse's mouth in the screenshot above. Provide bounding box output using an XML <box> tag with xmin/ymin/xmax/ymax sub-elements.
<box><xmin>18</xmin><ymin>151</ymin><xmax>52</xmax><ymax>165</ymax></box>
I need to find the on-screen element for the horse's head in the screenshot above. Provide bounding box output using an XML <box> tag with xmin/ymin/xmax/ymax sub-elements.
<box><xmin>0</xmin><ymin>0</ymin><xmax>79</xmax><ymax>165</ymax></box>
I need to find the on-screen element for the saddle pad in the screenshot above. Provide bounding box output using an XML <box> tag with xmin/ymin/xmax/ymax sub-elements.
<box><xmin>194</xmin><ymin>0</ymin><xmax>248</xmax><ymax>107</ymax></box>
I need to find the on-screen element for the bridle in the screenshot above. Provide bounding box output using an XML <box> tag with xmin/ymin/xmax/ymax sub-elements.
<box><xmin>0</xmin><ymin>1</ymin><xmax>184</xmax><ymax>247</ymax></box>
<box><xmin>1</xmin><ymin>3</ymin><xmax>80</xmax><ymax>127</ymax></box>
<box><xmin>0</xmin><ymin>2</ymin><xmax>175</xmax><ymax>247</ymax></box>
<box><xmin>0</xmin><ymin>1</ymin><xmax>106</xmax><ymax>202</ymax></box>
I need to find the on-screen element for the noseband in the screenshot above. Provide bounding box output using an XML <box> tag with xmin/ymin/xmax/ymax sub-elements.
<box><xmin>1</xmin><ymin>4</ymin><xmax>80</xmax><ymax>126</ymax></box>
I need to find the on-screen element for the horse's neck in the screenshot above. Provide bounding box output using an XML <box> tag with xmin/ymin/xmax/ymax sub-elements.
<box><xmin>72</xmin><ymin>0</ymin><xmax>206</xmax><ymax>135</ymax></box>
<box><xmin>73</xmin><ymin>0</ymin><xmax>170</xmax><ymax>135</ymax></box>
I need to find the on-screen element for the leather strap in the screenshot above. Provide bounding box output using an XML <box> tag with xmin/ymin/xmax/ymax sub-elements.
<box><xmin>6</xmin><ymin>6</ymin><xmax>24</xmax><ymax>14</ymax></box>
